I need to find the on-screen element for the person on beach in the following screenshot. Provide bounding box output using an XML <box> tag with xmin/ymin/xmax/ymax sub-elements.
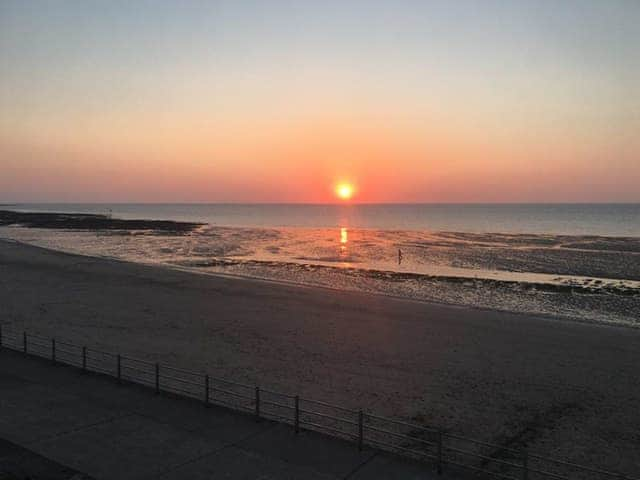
<box><xmin>398</xmin><ymin>248</ymin><xmax>403</xmax><ymax>265</ymax></box>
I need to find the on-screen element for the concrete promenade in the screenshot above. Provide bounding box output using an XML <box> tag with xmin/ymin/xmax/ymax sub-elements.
<box><xmin>0</xmin><ymin>348</ymin><xmax>436</xmax><ymax>480</ymax></box>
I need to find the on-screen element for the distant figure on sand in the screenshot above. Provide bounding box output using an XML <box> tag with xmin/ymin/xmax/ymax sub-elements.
<box><xmin>398</xmin><ymin>248</ymin><xmax>403</xmax><ymax>265</ymax></box>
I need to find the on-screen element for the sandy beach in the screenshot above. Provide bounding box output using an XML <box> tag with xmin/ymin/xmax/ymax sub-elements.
<box><xmin>2</xmin><ymin>209</ymin><xmax>639</xmax><ymax>327</ymax></box>
<box><xmin>1</xmin><ymin>239</ymin><xmax>639</xmax><ymax>475</ymax></box>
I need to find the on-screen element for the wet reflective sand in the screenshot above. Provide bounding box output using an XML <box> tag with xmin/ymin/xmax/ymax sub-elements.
<box><xmin>2</xmin><ymin>224</ymin><xmax>639</xmax><ymax>326</ymax></box>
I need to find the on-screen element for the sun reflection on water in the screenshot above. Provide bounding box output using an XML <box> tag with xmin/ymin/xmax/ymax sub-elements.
<box><xmin>340</xmin><ymin>227</ymin><xmax>348</xmax><ymax>258</ymax></box>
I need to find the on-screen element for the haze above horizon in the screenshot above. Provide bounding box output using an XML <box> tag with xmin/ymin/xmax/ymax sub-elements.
<box><xmin>1</xmin><ymin>0</ymin><xmax>639</xmax><ymax>203</ymax></box>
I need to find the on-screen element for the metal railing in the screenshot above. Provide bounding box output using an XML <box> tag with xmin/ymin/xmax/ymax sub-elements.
<box><xmin>0</xmin><ymin>326</ymin><xmax>635</xmax><ymax>480</ymax></box>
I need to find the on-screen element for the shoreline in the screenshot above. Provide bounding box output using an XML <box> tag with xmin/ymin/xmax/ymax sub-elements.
<box><xmin>3</xmin><ymin>236</ymin><xmax>638</xmax><ymax>331</ymax></box>
<box><xmin>1</xmin><ymin>207</ymin><xmax>639</xmax><ymax>328</ymax></box>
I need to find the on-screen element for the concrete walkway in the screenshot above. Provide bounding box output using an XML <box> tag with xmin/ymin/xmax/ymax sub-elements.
<box><xmin>0</xmin><ymin>349</ymin><xmax>437</xmax><ymax>480</ymax></box>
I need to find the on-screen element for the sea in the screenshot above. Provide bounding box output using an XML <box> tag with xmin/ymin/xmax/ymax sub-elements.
<box><xmin>2</xmin><ymin>203</ymin><xmax>639</xmax><ymax>326</ymax></box>
<box><xmin>4</xmin><ymin>203</ymin><xmax>640</xmax><ymax>236</ymax></box>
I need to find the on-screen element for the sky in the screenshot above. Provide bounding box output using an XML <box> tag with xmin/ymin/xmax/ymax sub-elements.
<box><xmin>1</xmin><ymin>0</ymin><xmax>639</xmax><ymax>203</ymax></box>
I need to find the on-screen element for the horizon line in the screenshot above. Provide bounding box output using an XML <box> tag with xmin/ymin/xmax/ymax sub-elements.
<box><xmin>2</xmin><ymin>201</ymin><xmax>639</xmax><ymax>206</ymax></box>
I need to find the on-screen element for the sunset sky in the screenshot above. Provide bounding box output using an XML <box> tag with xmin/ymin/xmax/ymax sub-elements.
<box><xmin>1</xmin><ymin>0</ymin><xmax>639</xmax><ymax>203</ymax></box>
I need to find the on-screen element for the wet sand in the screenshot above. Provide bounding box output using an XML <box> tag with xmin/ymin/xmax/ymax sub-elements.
<box><xmin>0</xmin><ymin>239</ymin><xmax>639</xmax><ymax>475</ymax></box>
<box><xmin>2</xmin><ymin>214</ymin><xmax>639</xmax><ymax>326</ymax></box>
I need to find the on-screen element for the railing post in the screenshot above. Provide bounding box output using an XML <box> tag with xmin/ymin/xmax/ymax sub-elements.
<box><xmin>255</xmin><ymin>387</ymin><xmax>260</xmax><ymax>420</ymax></box>
<box><xmin>522</xmin><ymin>451</ymin><xmax>528</xmax><ymax>480</ymax></box>
<box><xmin>294</xmin><ymin>395</ymin><xmax>300</xmax><ymax>434</ymax></box>
<box><xmin>155</xmin><ymin>363</ymin><xmax>160</xmax><ymax>394</ymax></box>
<box><xmin>117</xmin><ymin>354</ymin><xmax>121</xmax><ymax>383</ymax></box>
<box><xmin>204</xmin><ymin>374</ymin><xmax>210</xmax><ymax>406</ymax></box>
<box><xmin>358</xmin><ymin>410</ymin><xmax>364</xmax><ymax>451</ymax></box>
<box><xmin>51</xmin><ymin>338</ymin><xmax>56</xmax><ymax>364</ymax></box>
<box><xmin>82</xmin><ymin>346</ymin><xmax>87</xmax><ymax>371</ymax></box>
<box><xmin>23</xmin><ymin>332</ymin><xmax>27</xmax><ymax>353</ymax></box>
<box><xmin>437</xmin><ymin>430</ymin><xmax>443</xmax><ymax>475</ymax></box>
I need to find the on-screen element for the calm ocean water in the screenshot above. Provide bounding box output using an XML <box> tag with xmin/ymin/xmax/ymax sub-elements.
<box><xmin>6</xmin><ymin>203</ymin><xmax>640</xmax><ymax>236</ymax></box>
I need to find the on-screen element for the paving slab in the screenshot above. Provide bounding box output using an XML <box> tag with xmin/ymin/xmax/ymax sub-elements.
<box><xmin>238</xmin><ymin>423</ymin><xmax>376</xmax><ymax>478</ymax></box>
<box><xmin>31</xmin><ymin>414</ymin><xmax>224</xmax><ymax>480</ymax></box>
<box><xmin>349</xmin><ymin>452</ymin><xmax>441</xmax><ymax>479</ymax></box>
<box><xmin>0</xmin><ymin>437</ymin><xmax>94</xmax><ymax>480</ymax></box>
<box><xmin>129</xmin><ymin>397</ymin><xmax>271</xmax><ymax>442</ymax></box>
<box><xmin>157</xmin><ymin>446</ymin><xmax>337</xmax><ymax>480</ymax></box>
<box><xmin>0</xmin><ymin>377</ymin><xmax>124</xmax><ymax>444</ymax></box>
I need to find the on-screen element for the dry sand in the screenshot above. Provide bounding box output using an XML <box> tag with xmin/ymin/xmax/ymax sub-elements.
<box><xmin>0</xmin><ymin>239</ymin><xmax>638</xmax><ymax>475</ymax></box>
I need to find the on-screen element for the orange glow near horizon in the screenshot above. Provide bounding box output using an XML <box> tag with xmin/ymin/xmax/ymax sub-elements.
<box><xmin>335</xmin><ymin>183</ymin><xmax>354</xmax><ymax>200</ymax></box>
<box><xmin>2</xmin><ymin>3</ymin><xmax>639</xmax><ymax>204</ymax></box>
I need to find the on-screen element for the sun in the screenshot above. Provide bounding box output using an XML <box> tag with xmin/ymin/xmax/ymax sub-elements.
<box><xmin>335</xmin><ymin>183</ymin><xmax>354</xmax><ymax>200</ymax></box>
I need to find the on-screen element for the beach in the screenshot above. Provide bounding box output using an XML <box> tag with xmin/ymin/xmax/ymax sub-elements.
<box><xmin>2</xmin><ymin>208</ymin><xmax>640</xmax><ymax>328</ymax></box>
<box><xmin>1</xmin><ymin>239</ymin><xmax>638</xmax><ymax>475</ymax></box>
